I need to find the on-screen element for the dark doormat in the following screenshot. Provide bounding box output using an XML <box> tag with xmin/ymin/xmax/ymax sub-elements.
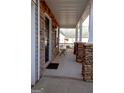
<box><xmin>46</xmin><ymin>63</ymin><xmax>59</xmax><ymax>69</ymax></box>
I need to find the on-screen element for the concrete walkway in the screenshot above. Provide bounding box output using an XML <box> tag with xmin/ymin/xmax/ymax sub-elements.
<box><xmin>32</xmin><ymin>49</ymin><xmax>93</xmax><ymax>93</ymax></box>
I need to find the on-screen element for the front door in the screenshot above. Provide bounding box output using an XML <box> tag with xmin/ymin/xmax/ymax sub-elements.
<box><xmin>45</xmin><ymin>17</ymin><xmax>49</xmax><ymax>63</ymax></box>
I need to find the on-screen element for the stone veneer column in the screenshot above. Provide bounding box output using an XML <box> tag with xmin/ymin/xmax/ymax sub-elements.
<box><xmin>82</xmin><ymin>43</ymin><xmax>93</xmax><ymax>81</ymax></box>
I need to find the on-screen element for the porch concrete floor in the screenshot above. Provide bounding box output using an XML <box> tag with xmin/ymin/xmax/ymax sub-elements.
<box><xmin>43</xmin><ymin>48</ymin><xmax>83</xmax><ymax>79</ymax></box>
<box><xmin>32</xmin><ymin>48</ymin><xmax>93</xmax><ymax>93</ymax></box>
<box><xmin>32</xmin><ymin>77</ymin><xmax>93</xmax><ymax>93</ymax></box>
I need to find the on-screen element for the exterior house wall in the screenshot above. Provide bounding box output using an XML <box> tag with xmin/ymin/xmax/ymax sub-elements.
<box><xmin>51</xmin><ymin>29</ymin><xmax>59</xmax><ymax>60</ymax></box>
<box><xmin>39</xmin><ymin>0</ymin><xmax>59</xmax><ymax>77</ymax></box>
<box><xmin>39</xmin><ymin>1</ymin><xmax>45</xmax><ymax>77</ymax></box>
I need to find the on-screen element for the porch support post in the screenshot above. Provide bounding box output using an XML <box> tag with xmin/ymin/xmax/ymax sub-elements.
<box><xmin>58</xmin><ymin>27</ymin><xmax>60</xmax><ymax>50</ymax></box>
<box><xmin>75</xmin><ymin>26</ymin><xmax>78</xmax><ymax>42</ymax></box>
<box><xmin>88</xmin><ymin>0</ymin><xmax>93</xmax><ymax>43</ymax></box>
<box><xmin>79</xmin><ymin>21</ymin><xmax>83</xmax><ymax>41</ymax></box>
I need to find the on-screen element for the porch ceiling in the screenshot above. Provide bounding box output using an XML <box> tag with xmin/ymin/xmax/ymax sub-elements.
<box><xmin>45</xmin><ymin>0</ymin><xmax>89</xmax><ymax>28</ymax></box>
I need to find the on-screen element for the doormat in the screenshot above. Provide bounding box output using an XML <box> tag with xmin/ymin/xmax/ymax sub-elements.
<box><xmin>46</xmin><ymin>63</ymin><xmax>59</xmax><ymax>69</ymax></box>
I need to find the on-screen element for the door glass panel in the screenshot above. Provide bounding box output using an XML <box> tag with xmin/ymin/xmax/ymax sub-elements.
<box><xmin>45</xmin><ymin>17</ymin><xmax>49</xmax><ymax>62</ymax></box>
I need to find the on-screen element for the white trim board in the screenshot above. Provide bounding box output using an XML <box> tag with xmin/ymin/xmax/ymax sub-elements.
<box><xmin>38</xmin><ymin>0</ymin><xmax>40</xmax><ymax>80</ymax></box>
<box><xmin>31</xmin><ymin>1</ymin><xmax>36</xmax><ymax>85</ymax></box>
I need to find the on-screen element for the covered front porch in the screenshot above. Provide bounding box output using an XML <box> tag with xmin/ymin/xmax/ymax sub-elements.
<box><xmin>31</xmin><ymin>0</ymin><xmax>93</xmax><ymax>92</ymax></box>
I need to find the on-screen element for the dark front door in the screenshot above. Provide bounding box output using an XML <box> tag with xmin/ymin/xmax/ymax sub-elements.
<box><xmin>45</xmin><ymin>17</ymin><xmax>49</xmax><ymax>62</ymax></box>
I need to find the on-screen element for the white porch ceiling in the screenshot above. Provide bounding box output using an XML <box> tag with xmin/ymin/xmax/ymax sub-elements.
<box><xmin>45</xmin><ymin>0</ymin><xmax>89</xmax><ymax>28</ymax></box>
